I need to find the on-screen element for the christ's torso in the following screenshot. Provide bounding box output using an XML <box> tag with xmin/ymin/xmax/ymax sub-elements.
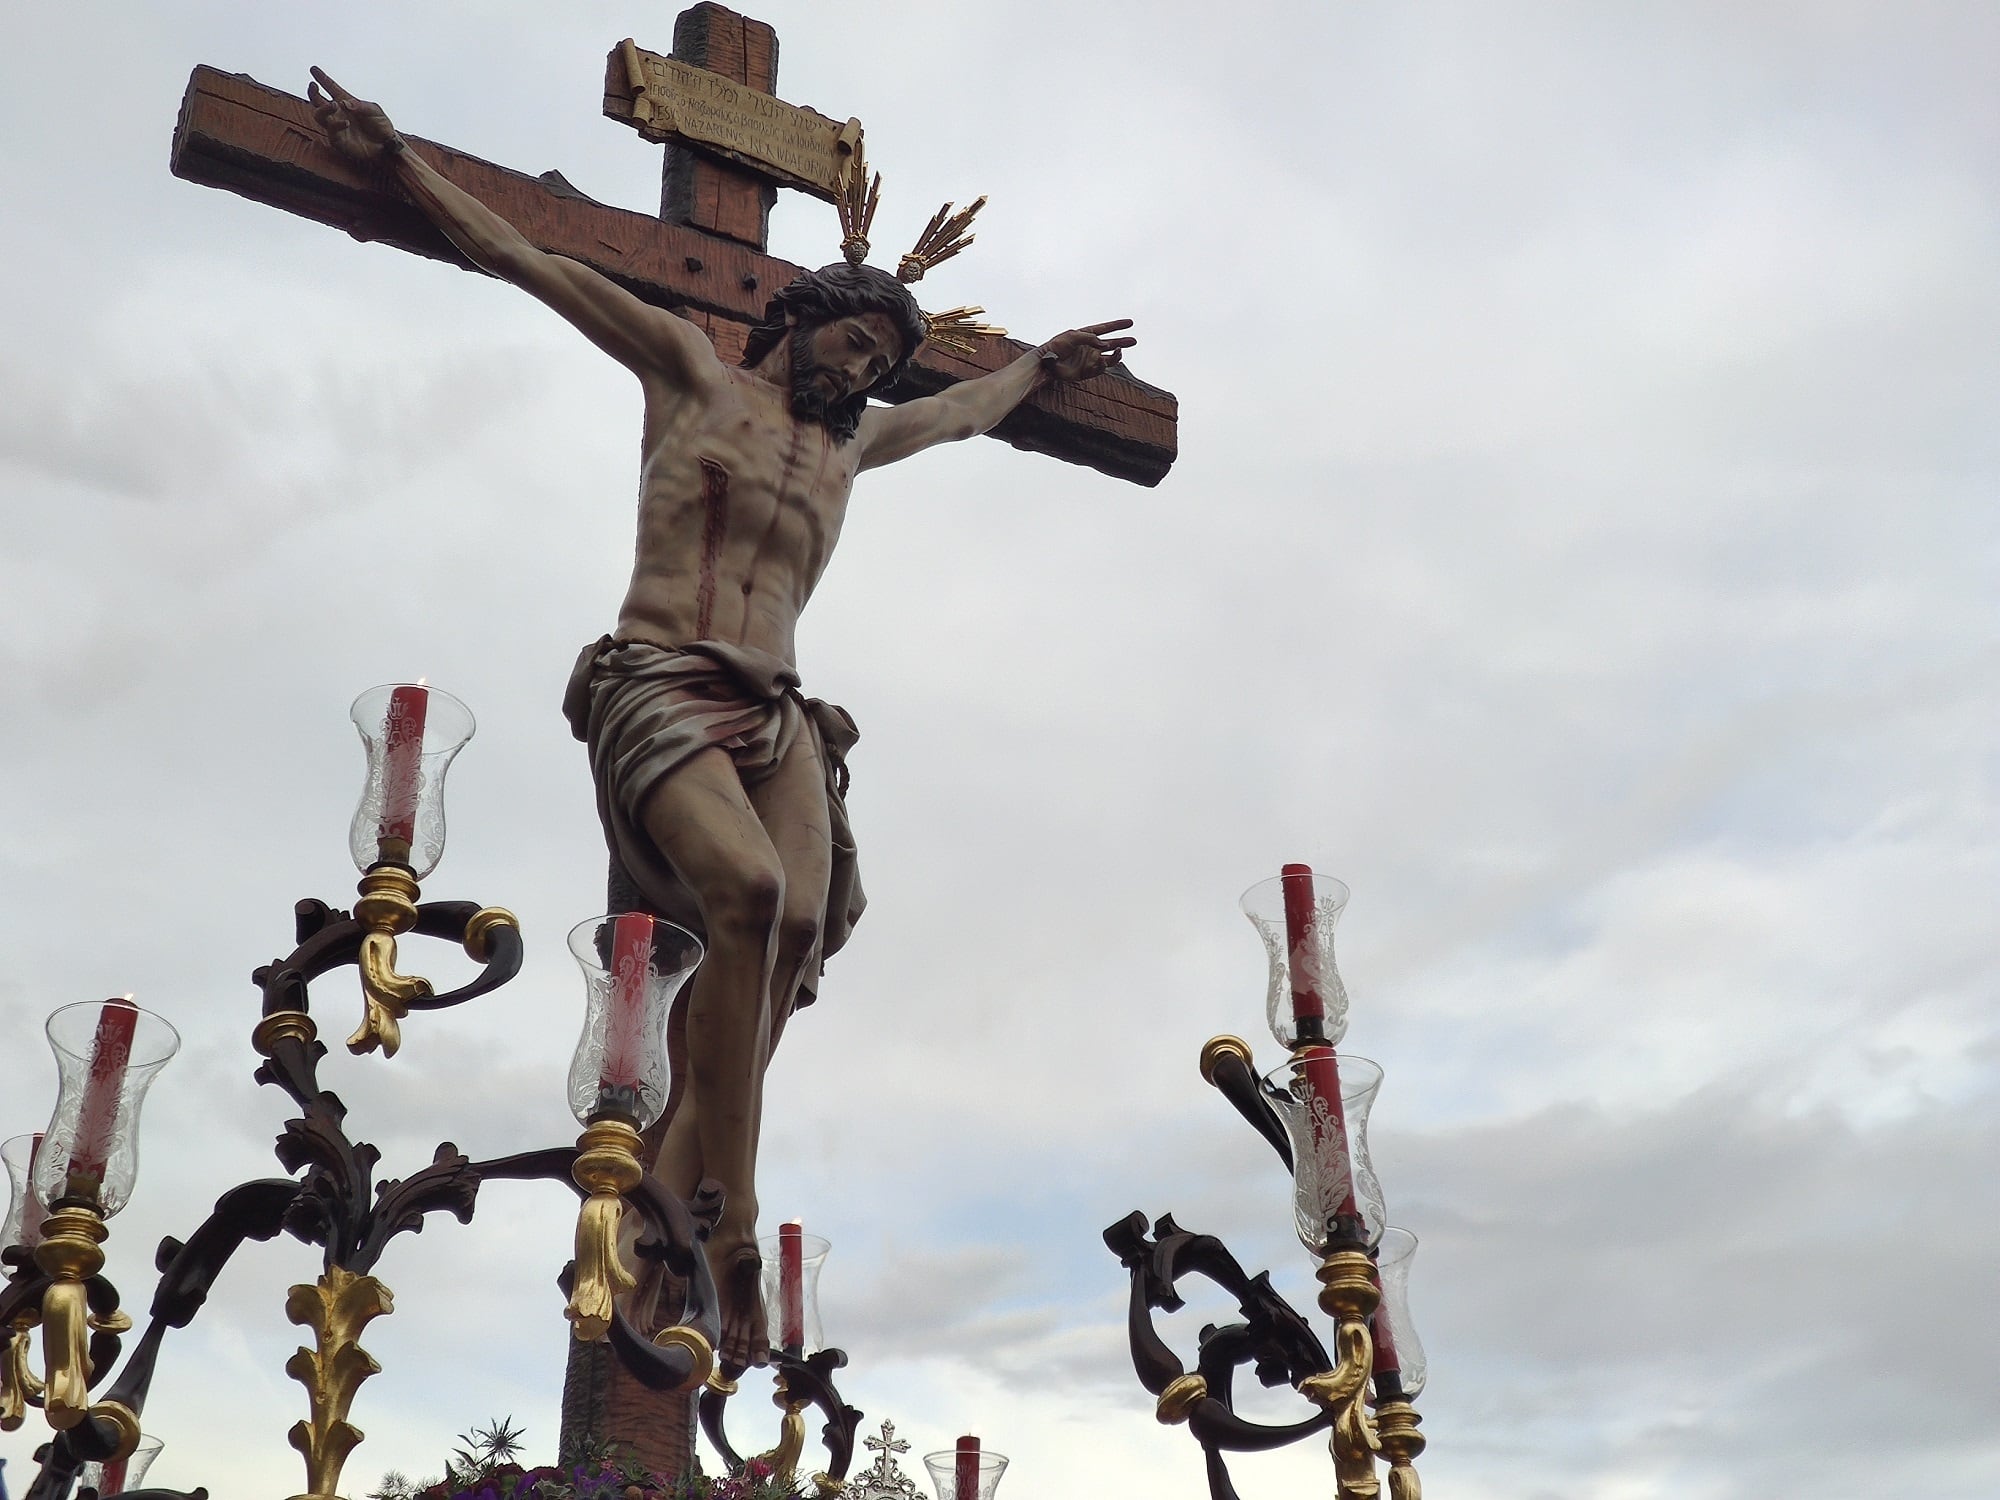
<box><xmin>616</xmin><ymin>366</ymin><xmax>860</xmax><ymax>664</ymax></box>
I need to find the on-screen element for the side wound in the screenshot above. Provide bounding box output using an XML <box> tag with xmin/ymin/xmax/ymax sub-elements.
<box><xmin>695</xmin><ymin>458</ymin><xmax>729</xmax><ymax>640</ymax></box>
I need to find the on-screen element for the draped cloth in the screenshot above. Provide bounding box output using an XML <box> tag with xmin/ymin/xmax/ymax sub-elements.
<box><xmin>563</xmin><ymin>635</ymin><xmax>864</xmax><ymax>1007</ymax></box>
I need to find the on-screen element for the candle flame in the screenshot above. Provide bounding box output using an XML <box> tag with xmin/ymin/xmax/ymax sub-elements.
<box><xmin>416</xmin><ymin>676</ymin><xmax>429</xmax><ymax>687</ymax></box>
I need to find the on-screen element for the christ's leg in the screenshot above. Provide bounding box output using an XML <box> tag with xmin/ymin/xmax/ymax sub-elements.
<box><xmin>692</xmin><ymin>732</ymin><xmax>832</xmax><ymax>1368</ymax></box>
<box><xmin>748</xmin><ymin>731</ymin><xmax>832</xmax><ymax>1072</ymax></box>
<box><xmin>635</xmin><ymin>747</ymin><xmax>786</xmax><ymax>1366</ymax></box>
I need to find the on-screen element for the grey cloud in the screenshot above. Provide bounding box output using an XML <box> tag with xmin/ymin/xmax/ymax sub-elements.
<box><xmin>4</xmin><ymin>2</ymin><xmax>1996</xmax><ymax>1495</ymax></box>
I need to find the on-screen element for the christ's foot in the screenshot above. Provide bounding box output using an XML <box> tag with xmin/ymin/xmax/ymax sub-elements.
<box><xmin>712</xmin><ymin>1240</ymin><xmax>770</xmax><ymax>1371</ymax></box>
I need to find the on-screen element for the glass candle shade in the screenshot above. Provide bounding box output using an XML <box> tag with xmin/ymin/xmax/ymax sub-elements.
<box><xmin>2</xmin><ymin>1133</ymin><xmax>48</xmax><ymax>1252</ymax></box>
<box><xmin>1372</xmin><ymin>1226</ymin><xmax>1428</xmax><ymax>1399</ymax></box>
<box><xmin>924</xmin><ymin>1447</ymin><xmax>1008</xmax><ymax>1500</ymax></box>
<box><xmin>566</xmin><ymin>914</ymin><xmax>704</xmax><ymax>1129</ymax></box>
<box><xmin>1240</xmin><ymin>869</ymin><xmax>1352</xmax><ymax>1050</ymax></box>
<box><xmin>32</xmin><ymin>1001</ymin><xmax>180</xmax><ymax>1217</ymax></box>
<box><xmin>347</xmin><ymin>684</ymin><xmax>476</xmax><ymax>877</ymax></box>
<box><xmin>79</xmin><ymin>1433</ymin><xmax>163</xmax><ymax>1496</ymax></box>
<box><xmin>1262</xmin><ymin>1052</ymin><xmax>1385</xmax><ymax>1253</ymax></box>
<box><xmin>758</xmin><ymin>1225</ymin><xmax>828</xmax><ymax>1357</ymax></box>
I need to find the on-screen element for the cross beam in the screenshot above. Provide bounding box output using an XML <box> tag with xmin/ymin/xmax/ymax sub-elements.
<box><xmin>169</xmin><ymin>65</ymin><xmax>1178</xmax><ymax>487</ymax></box>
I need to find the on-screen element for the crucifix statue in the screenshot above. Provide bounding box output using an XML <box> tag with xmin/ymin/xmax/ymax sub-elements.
<box><xmin>172</xmin><ymin>2</ymin><xmax>1175</xmax><ymax>1474</ymax></box>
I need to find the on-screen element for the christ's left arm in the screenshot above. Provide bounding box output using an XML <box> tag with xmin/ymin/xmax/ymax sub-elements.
<box><xmin>856</xmin><ymin>320</ymin><xmax>1136</xmax><ymax>471</ymax></box>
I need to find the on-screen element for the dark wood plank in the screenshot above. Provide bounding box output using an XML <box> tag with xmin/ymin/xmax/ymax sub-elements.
<box><xmin>169</xmin><ymin>67</ymin><xmax>1177</xmax><ymax>485</ymax></box>
<box><xmin>659</xmin><ymin>3</ymin><xmax>779</xmax><ymax>247</ymax></box>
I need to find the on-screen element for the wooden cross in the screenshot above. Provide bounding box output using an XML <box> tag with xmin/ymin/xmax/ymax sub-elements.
<box><xmin>168</xmin><ymin>3</ymin><xmax>1177</xmax><ymax>486</ymax></box>
<box><xmin>169</xmin><ymin>5</ymin><xmax>1174</xmax><ymax>1472</ymax></box>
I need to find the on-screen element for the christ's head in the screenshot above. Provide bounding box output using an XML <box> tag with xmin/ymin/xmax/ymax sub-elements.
<box><xmin>742</xmin><ymin>263</ymin><xmax>926</xmax><ymax>441</ymax></box>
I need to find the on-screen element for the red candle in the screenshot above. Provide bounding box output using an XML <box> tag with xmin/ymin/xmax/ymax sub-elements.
<box><xmin>68</xmin><ymin>997</ymin><xmax>139</xmax><ymax>1199</ymax></box>
<box><xmin>1371</xmin><ymin>1299</ymin><xmax>1403</xmax><ymax>1384</ymax></box>
<box><xmin>1281</xmin><ymin>863</ymin><xmax>1325</xmax><ymax>1031</ymax></box>
<box><xmin>377</xmin><ymin>683</ymin><xmax>429</xmax><ymax>860</ymax></box>
<box><xmin>1298</xmin><ymin>1043</ymin><xmax>1358</xmax><ymax>1223</ymax></box>
<box><xmin>779</xmin><ymin>1219</ymin><xmax>804</xmax><ymax>1351</ymax></box>
<box><xmin>100</xmin><ymin>1456</ymin><xmax>129</xmax><ymax>1494</ymax></box>
<box><xmin>955</xmin><ymin>1435</ymin><xmax>980</xmax><ymax>1500</ymax></box>
<box><xmin>601</xmin><ymin>913</ymin><xmax>654</xmax><ymax>1092</ymax></box>
<box><xmin>20</xmin><ymin>1131</ymin><xmax>46</xmax><ymax>1247</ymax></box>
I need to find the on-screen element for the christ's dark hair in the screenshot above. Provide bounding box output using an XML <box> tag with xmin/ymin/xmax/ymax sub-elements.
<box><xmin>741</xmin><ymin>263</ymin><xmax>927</xmax><ymax>440</ymax></box>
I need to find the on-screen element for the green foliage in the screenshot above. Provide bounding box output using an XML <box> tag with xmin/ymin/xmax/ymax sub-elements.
<box><xmin>404</xmin><ymin>1419</ymin><xmax>812</xmax><ymax>1500</ymax></box>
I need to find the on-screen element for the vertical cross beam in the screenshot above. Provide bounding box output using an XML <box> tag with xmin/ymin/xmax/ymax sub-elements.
<box><xmin>661</xmin><ymin>2</ymin><xmax>779</xmax><ymax>250</ymax></box>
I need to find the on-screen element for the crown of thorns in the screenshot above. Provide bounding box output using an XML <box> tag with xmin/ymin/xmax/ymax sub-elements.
<box><xmin>835</xmin><ymin>143</ymin><xmax>1004</xmax><ymax>356</ymax></box>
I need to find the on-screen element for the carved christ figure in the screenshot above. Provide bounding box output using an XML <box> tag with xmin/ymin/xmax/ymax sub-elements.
<box><xmin>308</xmin><ymin>71</ymin><xmax>1135</xmax><ymax>1367</ymax></box>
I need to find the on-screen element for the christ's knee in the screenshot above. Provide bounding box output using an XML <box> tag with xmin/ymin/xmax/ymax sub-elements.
<box><xmin>701</xmin><ymin>857</ymin><xmax>785</xmax><ymax>954</ymax></box>
<box><xmin>774</xmin><ymin>905</ymin><xmax>822</xmax><ymax>978</ymax></box>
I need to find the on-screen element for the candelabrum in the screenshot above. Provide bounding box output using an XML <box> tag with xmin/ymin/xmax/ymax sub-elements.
<box><xmin>1108</xmin><ymin>866</ymin><xmax>1430</xmax><ymax>1500</ymax></box>
<box><xmin>695</xmin><ymin>1227</ymin><xmax>862</xmax><ymax>1495</ymax></box>
<box><xmin>0</xmin><ymin>683</ymin><xmax>868</xmax><ymax>1499</ymax></box>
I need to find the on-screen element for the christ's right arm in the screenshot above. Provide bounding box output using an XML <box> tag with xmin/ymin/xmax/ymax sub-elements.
<box><xmin>308</xmin><ymin>68</ymin><xmax>717</xmax><ymax>389</ymax></box>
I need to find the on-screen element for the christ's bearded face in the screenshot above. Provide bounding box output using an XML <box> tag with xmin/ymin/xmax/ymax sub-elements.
<box><xmin>786</xmin><ymin>311</ymin><xmax>906</xmax><ymax>424</ymax></box>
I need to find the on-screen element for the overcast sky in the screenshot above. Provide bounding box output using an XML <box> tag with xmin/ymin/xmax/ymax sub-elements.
<box><xmin>2</xmin><ymin>3</ymin><xmax>1995</xmax><ymax>1497</ymax></box>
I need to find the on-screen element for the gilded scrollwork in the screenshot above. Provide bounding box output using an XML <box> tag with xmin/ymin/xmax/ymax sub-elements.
<box><xmin>0</xmin><ymin>1320</ymin><xmax>44</xmax><ymax>1430</ymax></box>
<box><xmin>34</xmin><ymin>1205</ymin><xmax>113</xmax><ymax>1430</ymax></box>
<box><xmin>349</xmin><ymin>865</ymin><xmax>432</xmax><ymax>1057</ymax></box>
<box><xmin>284</xmin><ymin>1265</ymin><xmax>393</xmax><ymax>1499</ymax></box>
<box><xmin>566</xmin><ymin>1119</ymin><xmax>644</xmax><ymax>1342</ymax></box>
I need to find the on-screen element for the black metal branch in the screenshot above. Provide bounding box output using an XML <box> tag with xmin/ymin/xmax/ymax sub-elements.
<box><xmin>405</xmin><ymin>901</ymin><xmax>524</xmax><ymax>1010</ymax></box>
<box><xmin>0</xmin><ymin>1259</ymin><xmax>49</xmax><ymax>1327</ymax></box>
<box><xmin>1204</xmin><ymin>1046</ymin><xmax>1292</xmax><ymax>1172</ymax></box>
<box><xmin>1103</xmin><ymin>1208</ymin><xmax>1343</xmax><ymax>1496</ymax></box>
<box><xmin>698</xmin><ymin>1346</ymin><xmax>862</xmax><ymax>1481</ymax></box>
<box><xmin>252</xmin><ymin>897</ymin><xmax>523</xmax><ymax>1022</ymax></box>
<box><xmin>147</xmin><ymin>1179</ymin><xmax>299</xmax><ymax>1329</ymax></box>
<box><xmin>347</xmin><ymin>1143</ymin><xmax>481</xmax><ymax>1275</ymax></box>
<box><xmin>782</xmin><ymin>1346</ymin><xmax>864</xmax><ymax>1481</ymax></box>
<box><xmin>1104</xmin><ymin>1210</ymin><xmax>1190</xmax><ymax>1396</ymax></box>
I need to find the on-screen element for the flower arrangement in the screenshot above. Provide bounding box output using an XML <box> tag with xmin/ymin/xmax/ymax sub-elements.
<box><xmin>366</xmin><ymin>1419</ymin><xmax>811</xmax><ymax>1500</ymax></box>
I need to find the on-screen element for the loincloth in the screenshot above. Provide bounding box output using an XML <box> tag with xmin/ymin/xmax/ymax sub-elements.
<box><xmin>562</xmin><ymin>635</ymin><xmax>863</xmax><ymax>1008</ymax></box>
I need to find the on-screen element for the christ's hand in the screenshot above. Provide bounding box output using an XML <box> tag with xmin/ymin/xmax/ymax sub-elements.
<box><xmin>308</xmin><ymin>67</ymin><xmax>404</xmax><ymax>163</ymax></box>
<box><xmin>1036</xmin><ymin>320</ymin><xmax>1137</xmax><ymax>383</ymax></box>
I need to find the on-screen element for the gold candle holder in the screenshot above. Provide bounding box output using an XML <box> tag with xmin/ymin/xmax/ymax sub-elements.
<box><xmin>33</xmin><ymin>1203</ymin><xmax>132</xmax><ymax>1431</ymax></box>
<box><xmin>1299</xmin><ymin>1244</ymin><xmax>1382</xmax><ymax>1500</ymax></box>
<box><xmin>565</xmin><ymin>1116</ymin><xmax>644</xmax><ymax>1342</ymax></box>
<box><xmin>754</xmin><ymin>1368</ymin><xmax>810</xmax><ymax>1481</ymax></box>
<box><xmin>1374</xmin><ymin>1398</ymin><xmax>1425</xmax><ymax>1500</ymax></box>
<box><xmin>348</xmin><ymin>865</ymin><xmax>433</xmax><ymax>1057</ymax></box>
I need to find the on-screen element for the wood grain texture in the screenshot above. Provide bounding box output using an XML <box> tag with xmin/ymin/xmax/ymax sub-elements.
<box><xmin>659</xmin><ymin>2</ymin><xmax>778</xmax><ymax>245</ymax></box>
<box><xmin>170</xmin><ymin>66</ymin><xmax>1176</xmax><ymax>485</ymax></box>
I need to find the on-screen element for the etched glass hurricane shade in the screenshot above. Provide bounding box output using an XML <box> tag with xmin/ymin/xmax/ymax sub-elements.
<box><xmin>1240</xmin><ymin>871</ymin><xmax>1352</xmax><ymax>1049</ymax></box>
<box><xmin>78</xmin><ymin>1433</ymin><xmax>163</xmax><ymax>1496</ymax></box>
<box><xmin>1262</xmin><ymin>1052</ymin><xmax>1386</xmax><ymax>1252</ymax></box>
<box><xmin>31</xmin><ymin>1002</ymin><xmax>180</xmax><ymax>1217</ymax></box>
<box><xmin>566</xmin><ymin>914</ymin><xmax>704</xmax><ymax>1129</ymax></box>
<box><xmin>1374</xmin><ymin>1226</ymin><xmax>1428</xmax><ymax>1398</ymax></box>
<box><xmin>347</xmin><ymin>683</ymin><xmax>476</xmax><ymax>877</ymax></box>
<box><xmin>923</xmin><ymin>1448</ymin><xmax>1008</xmax><ymax>1500</ymax></box>
<box><xmin>758</xmin><ymin>1226</ymin><xmax>829</xmax><ymax>1356</ymax></box>
<box><xmin>2</xmin><ymin>1133</ymin><xmax>48</xmax><ymax>1251</ymax></box>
